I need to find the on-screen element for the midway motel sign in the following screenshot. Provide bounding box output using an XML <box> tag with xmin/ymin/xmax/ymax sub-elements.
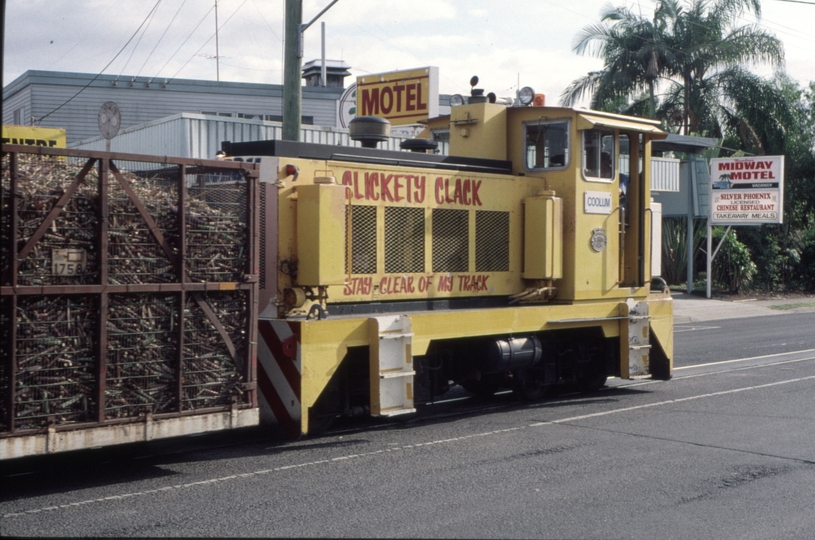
<box><xmin>709</xmin><ymin>156</ymin><xmax>784</xmax><ymax>225</ymax></box>
<box><xmin>354</xmin><ymin>67</ymin><xmax>440</xmax><ymax>127</ymax></box>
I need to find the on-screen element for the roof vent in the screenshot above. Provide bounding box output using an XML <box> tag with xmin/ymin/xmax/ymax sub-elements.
<box><xmin>349</xmin><ymin>116</ymin><xmax>391</xmax><ymax>148</ymax></box>
<box><xmin>400</xmin><ymin>138</ymin><xmax>439</xmax><ymax>153</ymax></box>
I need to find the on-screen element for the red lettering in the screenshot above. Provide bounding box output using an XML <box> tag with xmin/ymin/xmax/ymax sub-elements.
<box><xmin>381</xmin><ymin>87</ymin><xmax>393</xmax><ymax>114</ymax></box>
<box><xmin>405</xmin><ymin>175</ymin><xmax>413</xmax><ymax>203</ymax></box>
<box><xmin>463</xmin><ymin>179</ymin><xmax>471</xmax><ymax>205</ymax></box>
<box><xmin>454</xmin><ymin>178</ymin><xmax>463</xmax><ymax>204</ymax></box>
<box><xmin>393</xmin><ymin>84</ymin><xmax>405</xmax><ymax>112</ymax></box>
<box><xmin>344</xmin><ymin>277</ymin><xmax>374</xmax><ymax>296</ymax></box>
<box><xmin>366</xmin><ymin>172</ymin><xmax>380</xmax><ymax>201</ymax></box>
<box><xmin>406</xmin><ymin>83</ymin><xmax>417</xmax><ymax>111</ymax></box>
<box><xmin>471</xmin><ymin>180</ymin><xmax>482</xmax><ymax>206</ymax></box>
<box><xmin>416</xmin><ymin>81</ymin><xmax>427</xmax><ymax>111</ymax></box>
<box><xmin>342</xmin><ymin>171</ymin><xmax>353</xmax><ymax>200</ymax></box>
<box><xmin>394</xmin><ymin>175</ymin><xmax>404</xmax><ymax>202</ymax></box>
<box><xmin>381</xmin><ymin>174</ymin><xmax>394</xmax><ymax>202</ymax></box>
<box><xmin>415</xmin><ymin>176</ymin><xmax>426</xmax><ymax>203</ymax></box>
<box><xmin>361</xmin><ymin>88</ymin><xmax>379</xmax><ymax>115</ymax></box>
<box><xmin>445</xmin><ymin>178</ymin><xmax>454</xmax><ymax>203</ymax></box>
<box><xmin>353</xmin><ymin>171</ymin><xmax>364</xmax><ymax>200</ymax></box>
<box><xmin>435</xmin><ymin>177</ymin><xmax>445</xmax><ymax>204</ymax></box>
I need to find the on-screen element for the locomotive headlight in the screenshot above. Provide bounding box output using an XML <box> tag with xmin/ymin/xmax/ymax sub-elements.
<box><xmin>519</xmin><ymin>86</ymin><xmax>536</xmax><ymax>106</ymax></box>
<box><xmin>449</xmin><ymin>94</ymin><xmax>466</xmax><ymax>107</ymax></box>
<box><xmin>283</xmin><ymin>287</ymin><xmax>306</xmax><ymax>308</ymax></box>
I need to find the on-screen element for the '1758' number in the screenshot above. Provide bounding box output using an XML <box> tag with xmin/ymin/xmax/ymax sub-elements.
<box><xmin>52</xmin><ymin>249</ymin><xmax>87</xmax><ymax>276</ymax></box>
<box><xmin>53</xmin><ymin>262</ymin><xmax>83</xmax><ymax>276</ymax></box>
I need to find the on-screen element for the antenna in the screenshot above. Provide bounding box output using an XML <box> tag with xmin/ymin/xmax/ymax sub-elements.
<box><xmin>215</xmin><ymin>0</ymin><xmax>220</xmax><ymax>81</ymax></box>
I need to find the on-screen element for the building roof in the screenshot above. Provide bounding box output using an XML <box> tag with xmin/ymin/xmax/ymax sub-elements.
<box><xmin>3</xmin><ymin>70</ymin><xmax>344</xmax><ymax>101</ymax></box>
<box><xmin>652</xmin><ymin>134</ymin><xmax>719</xmax><ymax>154</ymax></box>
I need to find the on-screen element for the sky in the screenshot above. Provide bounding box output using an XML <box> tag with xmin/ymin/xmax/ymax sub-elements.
<box><xmin>3</xmin><ymin>0</ymin><xmax>815</xmax><ymax>107</ymax></box>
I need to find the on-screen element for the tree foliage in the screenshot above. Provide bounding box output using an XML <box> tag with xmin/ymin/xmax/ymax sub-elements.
<box><xmin>560</xmin><ymin>0</ymin><xmax>789</xmax><ymax>150</ymax></box>
<box><xmin>564</xmin><ymin>0</ymin><xmax>815</xmax><ymax>292</ymax></box>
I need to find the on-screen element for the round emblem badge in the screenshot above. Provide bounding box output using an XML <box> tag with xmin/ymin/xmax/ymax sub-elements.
<box><xmin>590</xmin><ymin>228</ymin><xmax>607</xmax><ymax>252</ymax></box>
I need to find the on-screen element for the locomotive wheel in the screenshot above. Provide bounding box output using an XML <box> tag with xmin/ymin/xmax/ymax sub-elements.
<box><xmin>576</xmin><ymin>371</ymin><xmax>608</xmax><ymax>393</ymax></box>
<box><xmin>461</xmin><ymin>375</ymin><xmax>503</xmax><ymax>399</ymax></box>
<box><xmin>575</xmin><ymin>342</ymin><xmax>608</xmax><ymax>393</ymax></box>
<box><xmin>513</xmin><ymin>377</ymin><xmax>551</xmax><ymax>402</ymax></box>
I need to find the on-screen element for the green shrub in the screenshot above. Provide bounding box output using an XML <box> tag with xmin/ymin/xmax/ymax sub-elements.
<box><xmin>711</xmin><ymin>228</ymin><xmax>757</xmax><ymax>293</ymax></box>
<box><xmin>796</xmin><ymin>225</ymin><xmax>815</xmax><ymax>291</ymax></box>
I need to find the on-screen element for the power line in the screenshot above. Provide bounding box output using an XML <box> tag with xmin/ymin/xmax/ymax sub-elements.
<box><xmin>167</xmin><ymin>0</ymin><xmax>249</xmax><ymax>82</ymax></box>
<box><xmin>119</xmin><ymin>0</ymin><xmax>163</xmax><ymax>78</ymax></box>
<box><xmin>150</xmin><ymin>4</ymin><xmax>215</xmax><ymax>83</ymax></box>
<box><xmin>137</xmin><ymin>0</ymin><xmax>190</xmax><ymax>78</ymax></box>
<box><xmin>37</xmin><ymin>0</ymin><xmax>163</xmax><ymax>124</ymax></box>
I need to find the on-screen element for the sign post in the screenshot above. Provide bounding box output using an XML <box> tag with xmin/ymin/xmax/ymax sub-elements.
<box><xmin>706</xmin><ymin>156</ymin><xmax>785</xmax><ymax>297</ymax></box>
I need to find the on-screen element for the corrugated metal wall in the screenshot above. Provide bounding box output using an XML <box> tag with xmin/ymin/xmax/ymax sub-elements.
<box><xmin>70</xmin><ymin>113</ymin><xmax>447</xmax><ymax>159</ymax></box>
<box><xmin>2</xmin><ymin>71</ymin><xmax>343</xmax><ymax>144</ymax></box>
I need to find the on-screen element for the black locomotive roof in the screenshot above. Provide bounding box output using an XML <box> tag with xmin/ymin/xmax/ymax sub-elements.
<box><xmin>221</xmin><ymin>139</ymin><xmax>512</xmax><ymax>175</ymax></box>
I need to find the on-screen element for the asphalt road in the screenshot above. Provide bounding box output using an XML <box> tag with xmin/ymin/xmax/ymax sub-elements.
<box><xmin>2</xmin><ymin>307</ymin><xmax>814</xmax><ymax>539</ymax></box>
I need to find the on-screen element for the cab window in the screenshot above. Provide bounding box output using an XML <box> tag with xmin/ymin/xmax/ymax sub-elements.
<box><xmin>524</xmin><ymin>120</ymin><xmax>569</xmax><ymax>171</ymax></box>
<box><xmin>582</xmin><ymin>129</ymin><xmax>615</xmax><ymax>181</ymax></box>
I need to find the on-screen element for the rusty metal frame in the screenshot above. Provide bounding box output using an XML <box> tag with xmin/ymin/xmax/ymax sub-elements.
<box><xmin>1</xmin><ymin>144</ymin><xmax>260</xmax><ymax>435</ymax></box>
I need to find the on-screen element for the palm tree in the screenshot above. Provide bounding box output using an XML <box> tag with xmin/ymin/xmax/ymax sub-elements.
<box><xmin>664</xmin><ymin>0</ymin><xmax>785</xmax><ymax>137</ymax></box>
<box><xmin>561</xmin><ymin>0</ymin><xmax>788</xmax><ymax>149</ymax></box>
<box><xmin>561</xmin><ymin>2</ymin><xmax>675</xmax><ymax>118</ymax></box>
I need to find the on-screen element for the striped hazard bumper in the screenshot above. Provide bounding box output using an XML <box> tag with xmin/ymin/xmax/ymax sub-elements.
<box><xmin>257</xmin><ymin>319</ymin><xmax>302</xmax><ymax>438</ymax></box>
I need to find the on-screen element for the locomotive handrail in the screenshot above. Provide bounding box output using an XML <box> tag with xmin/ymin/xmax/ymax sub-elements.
<box><xmin>644</xmin><ymin>207</ymin><xmax>654</xmax><ymax>283</ymax></box>
<box><xmin>613</xmin><ymin>205</ymin><xmax>626</xmax><ymax>285</ymax></box>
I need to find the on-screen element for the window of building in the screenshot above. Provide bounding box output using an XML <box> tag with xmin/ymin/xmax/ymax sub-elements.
<box><xmin>263</xmin><ymin>114</ymin><xmax>314</xmax><ymax>125</ymax></box>
<box><xmin>524</xmin><ymin>120</ymin><xmax>569</xmax><ymax>171</ymax></box>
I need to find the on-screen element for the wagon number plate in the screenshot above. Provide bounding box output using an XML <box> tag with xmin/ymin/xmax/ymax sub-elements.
<box><xmin>52</xmin><ymin>249</ymin><xmax>87</xmax><ymax>276</ymax></box>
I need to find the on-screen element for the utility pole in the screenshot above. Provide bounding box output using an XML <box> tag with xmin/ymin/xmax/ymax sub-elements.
<box><xmin>282</xmin><ymin>0</ymin><xmax>302</xmax><ymax>141</ymax></box>
<box><xmin>282</xmin><ymin>0</ymin><xmax>340</xmax><ymax>141</ymax></box>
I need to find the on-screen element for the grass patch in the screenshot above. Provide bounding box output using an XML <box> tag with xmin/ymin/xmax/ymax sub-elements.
<box><xmin>768</xmin><ymin>302</ymin><xmax>815</xmax><ymax>311</ymax></box>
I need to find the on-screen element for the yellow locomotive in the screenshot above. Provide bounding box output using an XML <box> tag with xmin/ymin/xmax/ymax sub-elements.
<box><xmin>223</xmin><ymin>85</ymin><xmax>673</xmax><ymax>438</ymax></box>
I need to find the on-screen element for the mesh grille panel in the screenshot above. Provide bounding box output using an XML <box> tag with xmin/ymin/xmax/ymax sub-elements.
<box><xmin>106</xmin><ymin>294</ymin><xmax>179</xmax><ymax>418</ymax></box>
<box><xmin>14</xmin><ymin>295</ymin><xmax>97</xmax><ymax>429</ymax></box>
<box><xmin>385</xmin><ymin>207</ymin><xmax>425</xmax><ymax>273</ymax></box>
<box><xmin>476</xmin><ymin>211</ymin><xmax>510</xmax><ymax>272</ymax></box>
<box><xmin>349</xmin><ymin>205</ymin><xmax>377</xmax><ymax>274</ymax></box>
<box><xmin>6</xmin><ymin>154</ymin><xmax>101</xmax><ymax>286</ymax></box>
<box><xmin>182</xmin><ymin>292</ymin><xmax>248</xmax><ymax>411</ymax></box>
<box><xmin>185</xmin><ymin>181</ymin><xmax>248</xmax><ymax>283</ymax></box>
<box><xmin>432</xmin><ymin>209</ymin><xmax>469</xmax><ymax>272</ymax></box>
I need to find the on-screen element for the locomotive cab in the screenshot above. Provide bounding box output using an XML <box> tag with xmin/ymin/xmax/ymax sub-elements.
<box><xmin>442</xmin><ymin>100</ymin><xmax>667</xmax><ymax>302</ymax></box>
<box><xmin>224</xmin><ymin>83</ymin><xmax>674</xmax><ymax>437</ymax></box>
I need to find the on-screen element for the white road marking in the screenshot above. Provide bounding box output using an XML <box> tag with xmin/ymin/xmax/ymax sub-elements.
<box><xmin>4</xmin><ymin>357</ymin><xmax>815</xmax><ymax>519</ymax></box>
<box><xmin>674</xmin><ymin>325</ymin><xmax>721</xmax><ymax>333</ymax></box>
<box><xmin>674</xmin><ymin>349</ymin><xmax>815</xmax><ymax>370</ymax></box>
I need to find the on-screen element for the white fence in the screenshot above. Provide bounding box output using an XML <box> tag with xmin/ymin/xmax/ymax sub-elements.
<box><xmin>620</xmin><ymin>155</ymin><xmax>681</xmax><ymax>192</ymax></box>
<box><xmin>70</xmin><ymin>112</ymin><xmax>447</xmax><ymax>159</ymax></box>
